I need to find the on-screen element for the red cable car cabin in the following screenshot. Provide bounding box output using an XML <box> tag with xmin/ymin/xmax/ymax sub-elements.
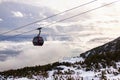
<box><xmin>32</xmin><ymin>28</ymin><xmax>44</xmax><ymax>46</ymax></box>
<box><xmin>33</xmin><ymin>36</ymin><xmax>44</xmax><ymax>46</ymax></box>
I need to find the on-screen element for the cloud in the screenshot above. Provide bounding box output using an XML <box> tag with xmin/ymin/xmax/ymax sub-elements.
<box><xmin>11</xmin><ymin>11</ymin><xmax>24</xmax><ymax>18</ymax></box>
<box><xmin>0</xmin><ymin>0</ymin><xmax>2</xmax><ymax>3</ymax></box>
<box><xmin>0</xmin><ymin>41</ymin><xmax>72</xmax><ymax>71</ymax></box>
<box><xmin>0</xmin><ymin>18</ymin><xmax>3</xmax><ymax>22</ymax></box>
<box><xmin>0</xmin><ymin>50</ymin><xmax>20</xmax><ymax>61</ymax></box>
<box><xmin>0</xmin><ymin>1</ymin><xmax>57</xmax><ymax>34</ymax></box>
<box><xmin>0</xmin><ymin>0</ymin><xmax>91</xmax><ymax>11</ymax></box>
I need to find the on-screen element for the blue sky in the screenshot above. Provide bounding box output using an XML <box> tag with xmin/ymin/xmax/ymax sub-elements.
<box><xmin>0</xmin><ymin>0</ymin><xmax>120</xmax><ymax>71</ymax></box>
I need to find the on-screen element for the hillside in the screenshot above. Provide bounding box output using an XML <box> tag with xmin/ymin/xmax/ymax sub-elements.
<box><xmin>81</xmin><ymin>37</ymin><xmax>120</xmax><ymax>70</ymax></box>
<box><xmin>81</xmin><ymin>37</ymin><xmax>120</xmax><ymax>58</ymax></box>
<box><xmin>1</xmin><ymin>36</ymin><xmax>120</xmax><ymax>80</ymax></box>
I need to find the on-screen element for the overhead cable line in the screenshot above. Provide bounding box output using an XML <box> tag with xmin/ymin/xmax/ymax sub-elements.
<box><xmin>0</xmin><ymin>29</ymin><xmax>36</xmax><ymax>41</ymax></box>
<box><xmin>1</xmin><ymin>0</ymin><xmax>119</xmax><ymax>41</ymax></box>
<box><xmin>0</xmin><ymin>0</ymin><xmax>97</xmax><ymax>35</ymax></box>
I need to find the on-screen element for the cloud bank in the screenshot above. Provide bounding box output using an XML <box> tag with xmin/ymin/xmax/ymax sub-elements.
<box><xmin>0</xmin><ymin>41</ymin><xmax>72</xmax><ymax>71</ymax></box>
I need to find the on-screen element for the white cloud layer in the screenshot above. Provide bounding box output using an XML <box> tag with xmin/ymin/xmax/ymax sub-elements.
<box><xmin>0</xmin><ymin>18</ymin><xmax>3</xmax><ymax>22</ymax></box>
<box><xmin>11</xmin><ymin>11</ymin><xmax>24</xmax><ymax>18</ymax></box>
<box><xmin>0</xmin><ymin>41</ymin><xmax>72</xmax><ymax>71</ymax></box>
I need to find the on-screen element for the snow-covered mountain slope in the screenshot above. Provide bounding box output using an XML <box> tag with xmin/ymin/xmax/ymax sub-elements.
<box><xmin>81</xmin><ymin>37</ymin><xmax>120</xmax><ymax>58</ymax></box>
<box><xmin>1</xmin><ymin>36</ymin><xmax>120</xmax><ymax>80</ymax></box>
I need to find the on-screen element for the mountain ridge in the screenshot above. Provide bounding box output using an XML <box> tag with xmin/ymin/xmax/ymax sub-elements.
<box><xmin>80</xmin><ymin>36</ymin><xmax>120</xmax><ymax>58</ymax></box>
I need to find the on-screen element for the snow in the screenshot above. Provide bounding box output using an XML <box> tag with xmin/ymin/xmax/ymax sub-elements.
<box><xmin>60</xmin><ymin>56</ymin><xmax>84</xmax><ymax>63</ymax></box>
<box><xmin>14</xmin><ymin>78</ymin><xmax>29</xmax><ymax>80</ymax></box>
<box><xmin>1</xmin><ymin>55</ymin><xmax>120</xmax><ymax>80</ymax></box>
<box><xmin>116</xmin><ymin>62</ymin><xmax>120</xmax><ymax>68</ymax></box>
<box><xmin>7</xmin><ymin>78</ymin><xmax>31</xmax><ymax>80</ymax></box>
<box><xmin>85</xmin><ymin>51</ymin><xmax>91</xmax><ymax>57</ymax></box>
<box><xmin>107</xmin><ymin>74</ymin><xmax>120</xmax><ymax>80</ymax></box>
<box><xmin>4</xmin><ymin>65</ymin><xmax>120</xmax><ymax>80</ymax></box>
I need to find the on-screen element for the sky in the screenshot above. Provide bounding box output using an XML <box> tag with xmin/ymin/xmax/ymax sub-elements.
<box><xmin>0</xmin><ymin>0</ymin><xmax>120</xmax><ymax>71</ymax></box>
